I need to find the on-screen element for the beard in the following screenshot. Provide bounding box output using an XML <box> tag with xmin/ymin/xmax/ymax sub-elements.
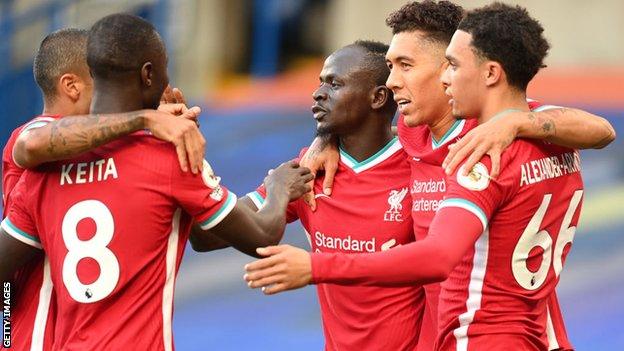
<box><xmin>316</xmin><ymin>126</ymin><xmax>332</xmax><ymax>137</ymax></box>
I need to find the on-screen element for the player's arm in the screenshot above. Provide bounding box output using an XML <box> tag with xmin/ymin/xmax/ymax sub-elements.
<box><xmin>0</xmin><ymin>229</ymin><xmax>39</xmax><ymax>283</ymax></box>
<box><xmin>193</xmin><ymin>162</ymin><xmax>313</xmax><ymax>257</ymax></box>
<box><xmin>188</xmin><ymin>223</ymin><xmax>230</xmax><ymax>252</ymax></box>
<box><xmin>443</xmin><ymin>107</ymin><xmax>616</xmax><ymax>178</ymax></box>
<box><xmin>13</xmin><ymin>107</ymin><xmax>204</xmax><ymax>173</ymax></box>
<box><xmin>0</xmin><ymin>177</ymin><xmax>41</xmax><ymax>283</ymax></box>
<box><xmin>189</xmin><ymin>197</ymin><xmax>257</xmax><ymax>252</ymax></box>
<box><xmin>244</xmin><ymin>206</ymin><xmax>483</xmax><ymax>294</ymax></box>
<box><xmin>516</xmin><ymin>107</ymin><xmax>615</xmax><ymax>148</ymax></box>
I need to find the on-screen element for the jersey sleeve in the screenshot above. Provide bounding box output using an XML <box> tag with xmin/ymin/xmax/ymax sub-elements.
<box><xmin>1</xmin><ymin>174</ymin><xmax>41</xmax><ymax>249</ymax></box>
<box><xmin>311</xmin><ymin>206</ymin><xmax>484</xmax><ymax>286</ymax></box>
<box><xmin>170</xmin><ymin>159</ymin><xmax>237</xmax><ymax>230</ymax></box>
<box><xmin>439</xmin><ymin>156</ymin><xmax>515</xmax><ymax>232</ymax></box>
<box><xmin>18</xmin><ymin>116</ymin><xmax>55</xmax><ymax>135</ymax></box>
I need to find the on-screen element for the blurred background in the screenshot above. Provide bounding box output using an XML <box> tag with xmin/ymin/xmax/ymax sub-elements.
<box><xmin>0</xmin><ymin>0</ymin><xmax>623</xmax><ymax>349</ymax></box>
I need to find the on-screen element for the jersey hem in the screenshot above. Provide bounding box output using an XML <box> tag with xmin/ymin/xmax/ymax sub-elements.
<box><xmin>198</xmin><ymin>192</ymin><xmax>237</xmax><ymax>230</ymax></box>
<box><xmin>439</xmin><ymin>198</ymin><xmax>488</xmax><ymax>230</ymax></box>
<box><xmin>1</xmin><ymin>218</ymin><xmax>42</xmax><ymax>249</ymax></box>
<box><xmin>247</xmin><ymin>191</ymin><xmax>265</xmax><ymax>210</ymax></box>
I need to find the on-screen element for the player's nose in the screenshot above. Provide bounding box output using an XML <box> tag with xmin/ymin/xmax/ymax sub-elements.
<box><xmin>386</xmin><ymin>67</ymin><xmax>402</xmax><ymax>92</ymax></box>
<box><xmin>312</xmin><ymin>86</ymin><xmax>327</xmax><ymax>101</ymax></box>
<box><xmin>440</xmin><ymin>64</ymin><xmax>451</xmax><ymax>88</ymax></box>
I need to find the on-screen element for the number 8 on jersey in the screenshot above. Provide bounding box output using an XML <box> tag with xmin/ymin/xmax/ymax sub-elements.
<box><xmin>62</xmin><ymin>200</ymin><xmax>120</xmax><ymax>303</ymax></box>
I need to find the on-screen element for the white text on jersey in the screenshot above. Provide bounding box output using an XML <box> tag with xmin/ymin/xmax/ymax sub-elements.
<box><xmin>520</xmin><ymin>151</ymin><xmax>581</xmax><ymax>187</ymax></box>
<box><xmin>411</xmin><ymin>178</ymin><xmax>445</xmax><ymax>212</ymax></box>
<box><xmin>314</xmin><ymin>231</ymin><xmax>401</xmax><ymax>253</ymax></box>
<box><xmin>60</xmin><ymin>158</ymin><xmax>118</xmax><ymax>185</ymax></box>
<box><xmin>315</xmin><ymin>231</ymin><xmax>375</xmax><ymax>253</ymax></box>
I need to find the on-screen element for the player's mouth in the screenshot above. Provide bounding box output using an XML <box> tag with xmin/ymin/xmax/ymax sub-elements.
<box><xmin>312</xmin><ymin>104</ymin><xmax>328</xmax><ymax>120</ymax></box>
<box><xmin>395</xmin><ymin>97</ymin><xmax>411</xmax><ymax>112</ymax></box>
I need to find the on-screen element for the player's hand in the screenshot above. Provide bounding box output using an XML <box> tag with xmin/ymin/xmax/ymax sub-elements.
<box><xmin>264</xmin><ymin>161</ymin><xmax>314</xmax><ymax>201</ymax></box>
<box><xmin>160</xmin><ymin>85</ymin><xmax>187</xmax><ymax>105</ymax></box>
<box><xmin>299</xmin><ymin>137</ymin><xmax>339</xmax><ymax>211</ymax></box>
<box><xmin>157</xmin><ymin>103</ymin><xmax>201</xmax><ymax>124</ymax></box>
<box><xmin>143</xmin><ymin>109</ymin><xmax>205</xmax><ymax>174</ymax></box>
<box><xmin>442</xmin><ymin>113</ymin><xmax>520</xmax><ymax>179</ymax></box>
<box><xmin>158</xmin><ymin>86</ymin><xmax>200</xmax><ymax>125</ymax></box>
<box><xmin>244</xmin><ymin>245</ymin><xmax>312</xmax><ymax>295</ymax></box>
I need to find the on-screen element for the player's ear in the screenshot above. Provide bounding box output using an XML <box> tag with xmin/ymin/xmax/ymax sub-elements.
<box><xmin>141</xmin><ymin>62</ymin><xmax>153</xmax><ymax>88</ymax></box>
<box><xmin>484</xmin><ymin>61</ymin><xmax>503</xmax><ymax>87</ymax></box>
<box><xmin>58</xmin><ymin>73</ymin><xmax>81</xmax><ymax>102</ymax></box>
<box><xmin>371</xmin><ymin>85</ymin><xmax>390</xmax><ymax>110</ymax></box>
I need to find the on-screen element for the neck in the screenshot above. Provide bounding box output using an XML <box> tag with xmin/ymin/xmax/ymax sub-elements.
<box><xmin>428</xmin><ymin>109</ymin><xmax>457</xmax><ymax>142</ymax></box>
<box><xmin>339</xmin><ymin>114</ymin><xmax>394</xmax><ymax>162</ymax></box>
<box><xmin>90</xmin><ymin>80</ymin><xmax>144</xmax><ymax>114</ymax></box>
<box><xmin>42</xmin><ymin>101</ymin><xmax>76</xmax><ymax>117</ymax></box>
<box><xmin>478</xmin><ymin>88</ymin><xmax>529</xmax><ymax>124</ymax></box>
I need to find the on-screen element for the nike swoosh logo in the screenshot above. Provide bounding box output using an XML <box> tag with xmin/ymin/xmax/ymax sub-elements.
<box><xmin>314</xmin><ymin>194</ymin><xmax>330</xmax><ymax>199</ymax></box>
<box><xmin>381</xmin><ymin>239</ymin><xmax>401</xmax><ymax>251</ymax></box>
<box><xmin>413</xmin><ymin>157</ymin><xmax>421</xmax><ymax>161</ymax></box>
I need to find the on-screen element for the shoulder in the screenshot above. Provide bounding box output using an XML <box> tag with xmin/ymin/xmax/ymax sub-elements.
<box><xmin>3</xmin><ymin>116</ymin><xmax>58</xmax><ymax>162</ymax></box>
<box><xmin>504</xmin><ymin>139</ymin><xmax>573</xmax><ymax>163</ymax></box>
<box><xmin>527</xmin><ymin>98</ymin><xmax>563</xmax><ymax>113</ymax></box>
<box><xmin>118</xmin><ymin>132</ymin><xmax>177</xmax><ymax>155</ymax></box>
<box><xmin>18</xmin><ymin>115</ymin><xmax>62</xmax><ymax>135</ymax></box>
<box><xmin>296</xmin><ymin>147</ymin><xmax>309</xmax><ymax>162</ymax></box>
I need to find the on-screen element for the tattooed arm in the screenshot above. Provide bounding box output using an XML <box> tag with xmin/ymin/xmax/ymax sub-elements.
<box><xmin>13</xmin><ymin>108</ymin><xmax>206</xmax><ymax>173</ymax></box>
<box><xmin>517</xmin><ymin>108</ymin><xmax>615</xmax><ymax>149</ymax></box>
<box><xmin>442</xmin><ymin>107</ymin><xmax>616</xmax><ymax>178</ymax></box>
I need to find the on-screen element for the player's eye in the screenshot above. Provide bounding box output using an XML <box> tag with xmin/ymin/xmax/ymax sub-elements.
<box><xmin>386</xmin><ymin>62</ymin><xmax>393</xmax><ymax>70</ymax></box>
<box><xmin>400</xmin><ymin>62</ymin><xmax>411</xmax><ymax>70</ymax></box>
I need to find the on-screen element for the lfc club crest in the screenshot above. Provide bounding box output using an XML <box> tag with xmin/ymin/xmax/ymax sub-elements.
<box><xmin>384</xmin><ymin>188</ymin><xmax>408</xmax><ymax>222</ymax></box>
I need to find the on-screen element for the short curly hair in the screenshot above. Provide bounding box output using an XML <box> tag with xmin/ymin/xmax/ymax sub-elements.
<box><xmin>385</xmin><ymin>1</ymin><xmax>464</xmax><ymax>45</ymax></box>
<box><xmin>458</xmin><ymin>2</ymin><xmax>550</xmax><ymax>90</ymax></box>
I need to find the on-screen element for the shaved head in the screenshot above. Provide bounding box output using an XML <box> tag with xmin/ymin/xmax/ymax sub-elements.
<box><xmin>33</xmin><ymin>28</ymin><xmax>89</xmax><ymax>102</ymax></box>
<box><xmin>87</xmin><ymin>13</ymin><xmax>165</xmax><ymax>79</ymax></box>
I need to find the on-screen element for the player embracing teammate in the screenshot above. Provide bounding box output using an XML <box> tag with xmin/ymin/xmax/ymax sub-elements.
<box><xmin>244</xmin><ymin>1</ymin><xmax>615</xmax><ymax>351</ymax></box>
<box><xmin>0</xmin><ymin>13</ymin><xmax>312</xmax><ymax>350</ymax></box>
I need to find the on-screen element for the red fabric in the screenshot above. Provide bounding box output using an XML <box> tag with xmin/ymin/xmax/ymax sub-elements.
<box><xmin>436</xmin><ymin>140</ymin><xmax>583</xmax><ymax>351</ymax></box>
<box><xmin>1</xmin><ymin>115</ymin><xmax>60</xmax><ymax>351</ymax></box>
<box><xmin>256</xmin><ymin>144</ymin><xmax>424</xmax><ymax>351</ymax></box>
<box><xmin>311</xmin><ymin>206</ymin><xmax>482</xmax><ymax>286</ymax></box>
<box><xmin>4</xmin><ymin>133</ymin><xmax>233</xmax><ymax>350</ymax></box>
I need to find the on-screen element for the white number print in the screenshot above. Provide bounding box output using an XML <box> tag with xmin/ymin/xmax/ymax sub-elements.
<box><xmin>512</xmin><ymin>190</ymin><xmax>583</xmax><ymax>290</ymax></box>
<box><xmin>62</xmin><ymin>200</ymin><xmax>120</xmax><ymax>303</ymax></box>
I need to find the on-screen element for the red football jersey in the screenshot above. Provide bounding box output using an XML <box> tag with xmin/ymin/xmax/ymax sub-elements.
<box><xmin>398</xmin><ymin>102</ymin><xmax>573</xmax><ymax>351</ymax></box>
<box><xmin>397</xmin><ymin>116</ymin><xmax>477</xmax><ymax>350</ymax></box>
<box><xmin>3</xmin><ymin>115</ymin><xmax>60</xmax><ymax>215</ymax></box>
<box><xmin>1</xmin><ymin>115</ymin><xmax>60</xmax><ymax>351</ymax></box>
<box><xmin>2</xmin><ymin>133</ymin><xmax>235</xmax><ymax>350</ymax></box>
<box><xmin>435</xmin><ymin>139</ymin><xmax>583</xmax><ymax>350</ymax></box>
<box><xmin>250</xmin><ymin>138</ymin><xmax>425</xmax><ymax>351</ymax></box>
